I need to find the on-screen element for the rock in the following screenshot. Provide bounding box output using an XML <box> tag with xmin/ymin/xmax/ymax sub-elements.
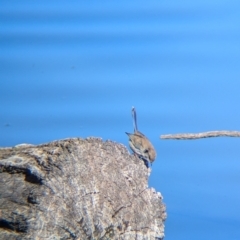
<box><xmin>0</xmin><ymin>137</ymin><xmax>166</xmax><ymax>239</ymax></box>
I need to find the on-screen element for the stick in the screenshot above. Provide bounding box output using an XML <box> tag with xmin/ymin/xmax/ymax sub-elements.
<box><xmin>160</xmin><ymin>131</ymin><xmax>240</xmax><ymax>140</ymax></box>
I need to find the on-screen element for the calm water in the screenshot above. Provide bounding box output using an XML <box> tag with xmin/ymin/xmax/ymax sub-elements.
<box><xmin>1</xmin><ymin>1</ymin><xmax>240</xmax><ymax>239</ymax></box>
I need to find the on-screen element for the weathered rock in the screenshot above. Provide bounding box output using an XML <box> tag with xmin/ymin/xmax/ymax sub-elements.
<box><xmin>0</xmin><ymin>137</ymin><xmax>166</xmax><ymax>240</ymax></box>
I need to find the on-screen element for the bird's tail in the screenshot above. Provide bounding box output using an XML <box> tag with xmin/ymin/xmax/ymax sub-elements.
<box><xmin>132</xmin><ymin>106</ymin><xmax>138</xmax><ymax>133</ymax></box>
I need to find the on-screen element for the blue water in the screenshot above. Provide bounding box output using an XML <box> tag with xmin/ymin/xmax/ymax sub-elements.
<box><xmin>1</xmin><ymin>1</ymin><xmax>240</xmax><ymax>239</ymax></box>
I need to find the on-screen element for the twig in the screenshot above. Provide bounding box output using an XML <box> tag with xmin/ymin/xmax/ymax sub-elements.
<box><xmin>160</xmin><ymin>131</ymin><xmax>240</xmax><ymax>140</ymax></box>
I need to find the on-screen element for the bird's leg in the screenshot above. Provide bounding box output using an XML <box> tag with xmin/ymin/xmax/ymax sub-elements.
<box><xmin>144</xmin><ymin>159</ymin><xmax>150</xmax><ymax>168</ymax></box>
<box><xmin>138</xmin><ymin>155</ymin><xmax>150</xmax><ymax>168</ymax></box>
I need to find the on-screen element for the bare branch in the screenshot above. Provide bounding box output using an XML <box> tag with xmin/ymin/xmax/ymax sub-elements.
<box><xmin>160</xmin><ymin>131</ymin><xmax>240</xmax><ymax>140</ymax></box>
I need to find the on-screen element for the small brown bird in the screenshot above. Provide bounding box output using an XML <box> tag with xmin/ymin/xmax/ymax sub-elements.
<box><xmin>126</xmin><ymin>107</ymin><xmax>156</xmax><ymax>167</ymax></box>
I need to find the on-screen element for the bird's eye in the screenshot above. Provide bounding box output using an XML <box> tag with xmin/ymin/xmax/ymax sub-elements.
<box><xmin>144</xmin><ymin>149</ymin><xmax>149</xmax><ymax>153</ymax></box>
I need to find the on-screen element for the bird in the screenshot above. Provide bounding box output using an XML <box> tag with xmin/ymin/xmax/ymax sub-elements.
<box><xmin>125</xmin><ymin>107</ymin><xmax>156</xmax><ymax>167</ymax></box>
